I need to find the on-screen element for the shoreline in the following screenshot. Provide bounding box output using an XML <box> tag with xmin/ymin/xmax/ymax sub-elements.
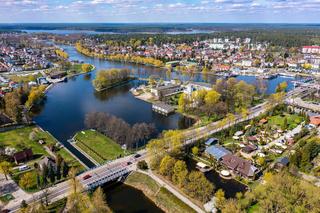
<box><xmin>124</xmin><ymin>171</ymin><xmax>198</xmax><ymax>213</ymax></box>
<box><xmin>93</xmin><ymin>77</ymin><xmax>135</xmax><ymax>92</ymax></box>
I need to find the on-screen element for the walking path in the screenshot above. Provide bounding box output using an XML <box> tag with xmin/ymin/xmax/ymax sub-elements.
<box><xmin>139</xmin><ymin>169</ymin><xmax>205</xmax><ymax>213</ymax></box>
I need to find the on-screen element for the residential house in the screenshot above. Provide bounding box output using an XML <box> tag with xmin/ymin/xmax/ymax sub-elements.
<box><xmin>274</xmin><ymin>157</ymin><xmax>289</xmax><ymax>171</ymax></box>
<box><xmin>310</xmin><ymin>116</ymin><xmax>320</xmax><ymax>127</ymax></box>
<box><xmin>221</xmin><ymin>154</ymin><xmax>259</xmax><ymax>179</ymax></box>
<box><xmin>205</xmin><ymin>145</ymin><xmax>231</xmax><ymax>161</ymax></box>
<box><xmin>39</xmin><ymin>156</ymin><xmax>57</xmax><ymax>172</ymax></box>
<box><xmin>13</xmin><ymin>149</ymin><xmax>33</xmax><ymax>164</ymax></box>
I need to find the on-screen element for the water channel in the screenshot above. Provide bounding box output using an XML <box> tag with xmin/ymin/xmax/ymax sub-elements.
<box><xmin>32</xmin><ymin>44</ymin><xmax>299</xmax><ymax>211</ymax></box>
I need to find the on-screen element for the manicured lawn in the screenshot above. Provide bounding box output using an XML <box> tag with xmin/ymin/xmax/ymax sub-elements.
<box><xmin>0</xmin><ymin>126</ymin><xmax>51</xmax><ymax>156</ymax></box>
<box><xmin>0</xmin><ymin>125</ymin><xmax>83</xmax><ymax>170</ymax></box>
<box><xmin>74</xmin><ymin>130</ymin><xmax>125</xmax><ymax>164</ymax></box>
<box><xmin>267</xmin><ymin>113</ymin><xmax>304</xmax><ymax>130</ymax></box>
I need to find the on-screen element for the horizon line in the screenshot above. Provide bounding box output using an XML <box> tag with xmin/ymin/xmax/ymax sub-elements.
<box><xmin>1</xmin><ymin>22</ymin><xmax>320</xmax><ymax>25</ymax></box>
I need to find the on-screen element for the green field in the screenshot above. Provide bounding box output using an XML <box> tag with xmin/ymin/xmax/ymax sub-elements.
<box><xmin>267</xmin><ymin>113</ymin><xmax>304</xmax><ymax>130</ymax></box>
<box><xmin>125</xmin><ymin>172</ymin><xmax>196</xmax><ymax>213</ymax></box>
<box><xmin>74</xmin><ymin>130</ymin><xmax>125</xmax><ymax>164</ymax></box>
<box><xmin>0</xmin><ymin>126</ymin><xmax>83</xmax><ymax>170</ymax></box>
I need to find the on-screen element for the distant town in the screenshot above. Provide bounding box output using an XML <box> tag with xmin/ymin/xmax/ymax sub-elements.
<box><xmin>0</xmin><ymin>28</ymin><xmax>320</xmax><ymax>213</ymax></box>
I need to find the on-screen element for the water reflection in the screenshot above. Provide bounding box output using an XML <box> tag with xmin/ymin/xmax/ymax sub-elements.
<box><xmin>103</xmin><ymin>182</ymin><xmax>164</xmax><ymax>213</ymax></box>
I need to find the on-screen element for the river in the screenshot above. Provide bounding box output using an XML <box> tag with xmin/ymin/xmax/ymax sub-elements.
<box><xmin>33</xmin><ymin>44</ymin><xmax>299</xmax><ymax>167</ymax></box>
<box><xmin>31</xmin><ymin>44</ymin><xmax>298</xmax><ymax>211</ymax></box>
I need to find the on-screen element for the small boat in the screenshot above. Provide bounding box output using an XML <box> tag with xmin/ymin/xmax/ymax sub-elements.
<box><xmin>196</xmin><ymin>162</ymin><xmax>212</xmax><ymax>173</ymax></box>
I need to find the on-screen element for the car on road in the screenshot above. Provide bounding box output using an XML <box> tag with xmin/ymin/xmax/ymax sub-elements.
<box><xmin>83</xmin><ymin>174</ymin><xmax>92</xmax><ymax>180</ymax></box>
<box><xmin>18</xmin><ymin>165</ymin><xmax>30</xmax><ymax>172</ymax></box>
<box><xmin>127</xmin><ymin>161</ymin><xmax>132</xmax><ymax>165</ymax></box>
<box><xmin>134</xmin><ymin>154</ymin><xmax>141</xmax><ymax>158</ymax></box>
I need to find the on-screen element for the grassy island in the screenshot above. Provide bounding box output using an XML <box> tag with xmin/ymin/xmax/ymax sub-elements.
<box><xmin>74</xmin><ymin>129</ymin><xmax>126</xmax><ymax>164</ymax></box>
<box><xmin>92</xmin><ymin>68</ymin><xmax>132</xmax><ymax>91</ymax></box>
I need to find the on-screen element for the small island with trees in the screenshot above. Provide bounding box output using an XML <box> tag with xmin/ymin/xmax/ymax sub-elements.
<box><xmin>92</xmin><ymin>68</ymin><xmax>132</xmax><ymax>91</ymax></box>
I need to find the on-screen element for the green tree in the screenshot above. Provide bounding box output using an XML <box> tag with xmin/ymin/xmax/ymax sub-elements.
<box><xmin>159</xmin><ymin>155</ymin><xmax>176</xmax><ymax>178</ymax></box>
<box><xmin>19</xmin><ymin>172</ymin><xmax>36</xmax><ymax>190</ymax></box>
<box><xmin>0</xmin><ymin>161</ymin><xmax>12</xmax><ymax>180</ymax></box>
<box><xmin>137</xmin><ymin>160</ymin><xmax>148</xmax><ymax>170</ymax></box>
<box><xmin>276</xmin><ymin>81</ymin><xmax>288</xmax><ymax>93</ymax></box>
<box><xmin>282</xmin><ymin>117</ymin><xmax>288</xmax><ymax>130</ymax></box>
<box><xmin>90</xmin><ymin>187</ymin><xmax>112</xmax><ymax>213</ymax></box>
<box><xmin>178</xmin><ymin>93</ymin><xmax>188</xmax><ymax>112</ymax></box>
<box><xmin>185</xmin><ymin>171</ymin><xmax>214</xmax><ymax>202</ymax></box>
<box><xmin>221</xmin><ymin>199</ymin><xmax>243</xmax><ymax>213</ymax></box>
<box><xmin>215</xmin><ymin>189</ymin><xmax>226</xmax><ymax>209</ymax></box>
<box><xmin>4</xmin><ymin>90</ymin><xmax>22</xmax><ymax>121</ymax></box>
<box><xmin>172</xmin><ymin>160</ymin><xmax>188</xmax><ymax>187</ymax></box>
<box><xmin>191</xmin><ymin>146</ymin><xmax>199</xmax><ymax>156</ymax></box>
<box><xmin>204</xmin><ymin>90</ymin><xmax>221</xmax><ymax>107</ymax></box>
<box><xmin>81</xmin><ymin>63</ymin><xmax>93</xmax><ymax>73</ymax></box>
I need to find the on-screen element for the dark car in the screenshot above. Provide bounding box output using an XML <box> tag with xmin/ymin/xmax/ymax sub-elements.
<box><xmin>127</xmin><ymin>161</ymin><xmax>132</xmax><ymax>165</ymax></box>
<box><xmin>134</xmin><ymin>154</ymin><xmax>141</xmax><ymax>158</ymax></box>
<box><xmin>83</xmin><ymin>174</ymin><xmax>92</xmax><ymax>180</ymax></box>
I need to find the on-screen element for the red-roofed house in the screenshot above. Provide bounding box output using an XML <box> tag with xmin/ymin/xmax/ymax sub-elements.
<box><xmin>310</xmin><ymin>116</ymin><xmax>320</xmax><ymax>127</ymax></box>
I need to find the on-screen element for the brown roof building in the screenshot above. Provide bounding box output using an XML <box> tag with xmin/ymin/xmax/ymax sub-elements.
<box><xmin>13</xmin><ymin>149</ymin><xmax>33</xmax><ymax>164</ymax></box>
<box><xmin>221</xmin><ymin>154</ymin><xmax>259</xmax><ymax>179</ymax></box>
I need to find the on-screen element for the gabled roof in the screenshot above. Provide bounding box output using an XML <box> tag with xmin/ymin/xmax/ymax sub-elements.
<box><xmin>13</xmin><ymin>149</ymin><xmax>33</xmax><ymax>162</ymax></box>
<box><xmin>205</xmin><ymin>145</ymin><xmax>231</xmax><ymax>160</ymax></box>
<box><xmin>221</xmin><ymin>154</ymin><xmax>258</xmax><ymax>178</ymax></box>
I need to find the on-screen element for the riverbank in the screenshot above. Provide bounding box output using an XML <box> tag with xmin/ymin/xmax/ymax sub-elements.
<box><xmin>75</xmin><ymin>42</ymin><xmax>165</xmax><ymax>68</ymax></box>
<box><xmin>94</xmin><ymin>77</ymin><xmax>135</xmax><ymax>92</ymax></box>
<box><xmin>125</xmin><ymin>171</ymin><xmax>197</xmax><ymax>213</ymax></box>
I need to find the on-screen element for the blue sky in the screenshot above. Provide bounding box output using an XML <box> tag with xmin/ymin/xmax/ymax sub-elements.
<box><xmin>0</xmin><ymin>0</ymin><xmax>319</xmax><ymax>23</ymax></box>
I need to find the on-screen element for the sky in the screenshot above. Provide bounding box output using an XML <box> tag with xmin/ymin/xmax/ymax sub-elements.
<box><xmin>0</xmin><ymin>0</ymin><xmax>319</xmax><ymax>23</ymax></box>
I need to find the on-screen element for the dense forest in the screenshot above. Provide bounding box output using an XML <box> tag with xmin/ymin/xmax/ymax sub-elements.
<box><xmin>89</xmin><ymin>29</ymin><xmax>320</xmax><ymax>48</ymax></box>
